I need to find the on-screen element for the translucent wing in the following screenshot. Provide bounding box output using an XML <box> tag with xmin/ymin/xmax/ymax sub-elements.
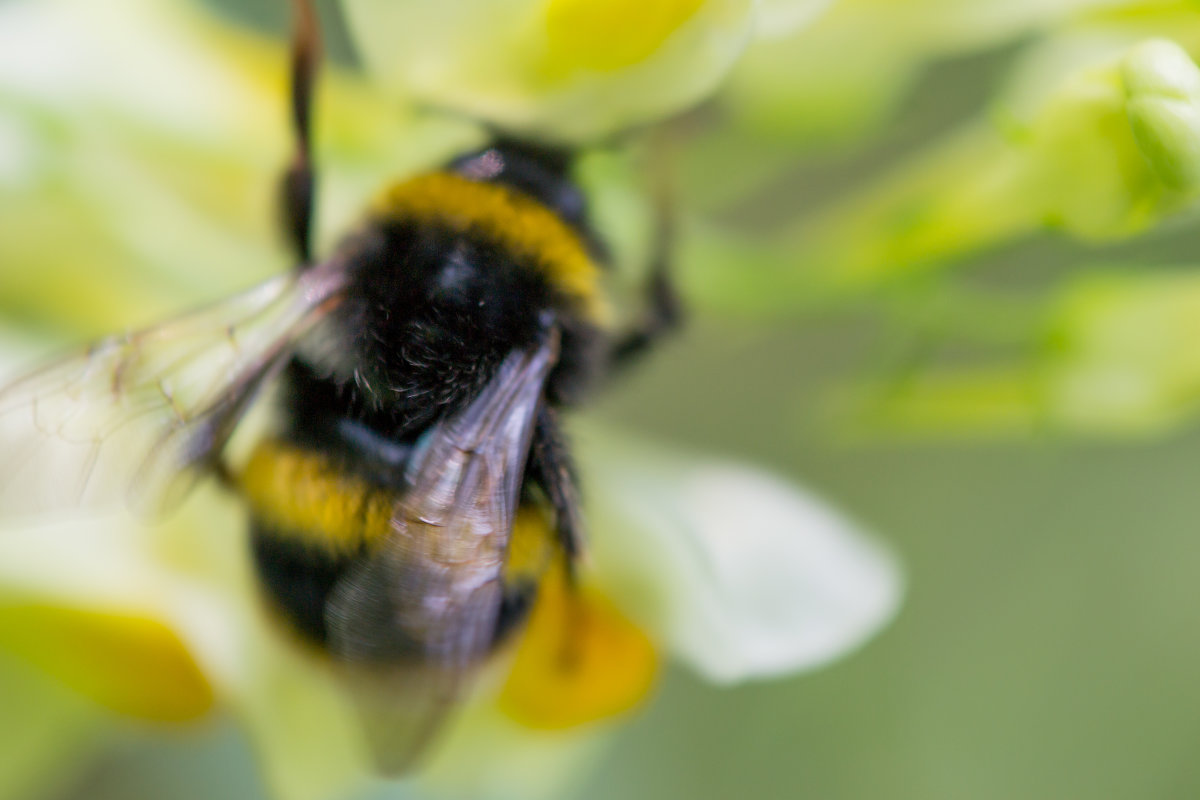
<box><xmin>0</xmin><ymin>261</ymin><xmax>346</xmax><ymax>517</ymax></box>
<box><xmin>325</xmin><ymin>331</ymin><xmax>560</xmax><ymax>773</ymax></box>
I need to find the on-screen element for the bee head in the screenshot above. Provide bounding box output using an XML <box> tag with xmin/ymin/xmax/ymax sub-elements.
<box><xmin>451</xmin><ymin>139</ymin><xmax>586</xmax><ymax>232</ymax></box>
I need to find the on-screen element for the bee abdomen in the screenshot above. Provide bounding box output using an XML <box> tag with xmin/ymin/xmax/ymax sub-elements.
<box><xmin>241</xmin><ymin>438</ymin><xmax>399</xmax><ymax>646</ymax></box>
<box><xmin>240</xmin><ymin>438</ymin><xmax>554</xmax><ymax>659</ymax></box>
<box><xmin>250</xmin><ymin>525</ymin><xmax>362</xmax><ymax>646</ymax></box>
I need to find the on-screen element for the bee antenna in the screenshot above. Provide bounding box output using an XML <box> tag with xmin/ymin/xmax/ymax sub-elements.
<box><xmin>281</xmin><ymin>0</ymin><xmax>322</xmax><ymax>265</ymax></box>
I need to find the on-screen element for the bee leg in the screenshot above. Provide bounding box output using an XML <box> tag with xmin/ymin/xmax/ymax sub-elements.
<box><xmin>280</xmin><ymin>0</ymin><xmax>321</xmax><ymax>264</ymax></box>
<box><xmin>527</xmin><ymin>405</ymin><xmax>586</xmax><ymax>575</ymax></box>
<box><xmin>609</xmin><ymin>189</ymin><xmax>684</xmax><ymax>370</ymax></box>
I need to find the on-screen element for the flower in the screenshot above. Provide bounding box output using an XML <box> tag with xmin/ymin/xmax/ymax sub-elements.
<box><xmin>809</xmin><ymin>30</ymin><xmax>1200</xmax><ymax>440</ymax></box>
<box><xmin>0</xmin><ymin>1</ymin><xmax>900</xmax><ymax>799</ymax></box>
<box><xmin>339</xmin><ymin>0</ymin><xmax>833</xmax><ymax>141</ymax></box>
<box><xmin>636</xmin><ymin>0</ymin><xmax>1200</xmax><ymax>441</ymax></box>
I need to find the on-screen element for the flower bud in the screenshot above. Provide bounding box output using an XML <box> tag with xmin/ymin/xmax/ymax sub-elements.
<box><xmin>1121</xmin><ymin>39</ymin><xmax>1200</xmax><ymax>191</ymax></box>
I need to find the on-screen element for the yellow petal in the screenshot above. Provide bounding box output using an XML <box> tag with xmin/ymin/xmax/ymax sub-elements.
<box><xmin>343</xmin><ymin>0</ymin><xmax>757</xmax><ymax>140</ymax></box>
<box><xmin>540</xmin><ymin>0</ymin><xmax>705</xmax><ymax>79</ymax></box>
<box><xmin>499</xmin><ymin>566</ymin><xmax>658</xmax><ymax>730</ymax></box>
<box><xmin>0</xmin><ymin>602</ymin><xmax>214</xmax><ymax>723</ymax></box>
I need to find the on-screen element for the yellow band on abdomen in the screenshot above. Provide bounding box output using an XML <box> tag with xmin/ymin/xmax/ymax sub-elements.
<box><xmin>239</xmin><ymin>439</ymin><xmax>398</xmax><ymax>554</ymax></box>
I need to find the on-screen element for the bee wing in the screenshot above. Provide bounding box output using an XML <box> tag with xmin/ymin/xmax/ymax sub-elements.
<box><xmin>324</xmin><ymin>331</ymin><xmax>560</xmax><ymax>773</ymax></box>
<box><xmin>0</xmin><ymin>262</ymin><xmax>346</xmax><ymax>518</ymax></box>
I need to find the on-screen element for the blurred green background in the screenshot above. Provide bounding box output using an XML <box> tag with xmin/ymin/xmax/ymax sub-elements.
<box><xmin>10</xmin><ymin>0</ymin><xmax>1200</xmax><ymax>798</ymax></box>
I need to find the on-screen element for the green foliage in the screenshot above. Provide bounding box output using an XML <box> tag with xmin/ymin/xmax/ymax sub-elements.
<box><xmin>665</xmin><ymin>4</ymin><xmax>1200</xmax><ymax>438</ymax></box>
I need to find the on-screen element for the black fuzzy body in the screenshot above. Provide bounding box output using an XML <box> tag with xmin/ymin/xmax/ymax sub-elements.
<box><xmin>249</xmin><ymin>143</ymin><xmax>608</xmax><ymax>650</ymax></box>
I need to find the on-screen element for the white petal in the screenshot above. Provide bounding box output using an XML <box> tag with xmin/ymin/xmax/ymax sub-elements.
<box><xmin>578</xmin><ymin>427</ymin><xmax>902</xmax><ymax>684</ymax></box>
<box><xmin>230</xmin><ymin>636</ymin><xmax>370</xmax><ymax>800</ymax></box>
<box><xmin>0</xmin><ymin>0</ymin><xmax>278</xmax><ymax>147</ymax></box>
<box><xmin>753</xmin><ymin>0</ymin><xmax>836</xmax><ymax>38</ymax></box>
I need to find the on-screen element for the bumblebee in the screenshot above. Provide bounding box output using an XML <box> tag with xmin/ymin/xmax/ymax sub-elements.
<box><xmin>0</xmin><ymin>0</ymin><xmax>678</xmax><ymax>770</ymax></box>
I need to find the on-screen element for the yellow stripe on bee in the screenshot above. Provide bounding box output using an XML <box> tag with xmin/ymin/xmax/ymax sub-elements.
<box><xmin>499</xmin><ymin>561</ymin><xmax>658</xmax><ymax>730</ymax></box>
<box><xmin>373</xmin><ymin>172</ymin><xmax>611</xmax><ymax>325</ymax></box>
<box><xmin>239</xmin><ymin>439</ymin><xmax>397</xmax><ymax>554</ymax></box>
